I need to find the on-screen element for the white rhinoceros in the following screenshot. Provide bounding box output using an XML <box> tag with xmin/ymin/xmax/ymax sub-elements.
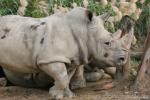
<box><xmin>0</xmin><ymin>7</ymin><xmax>132</xmax><ymax>99</ymax></box>
<box><xmin>84</xmin><ymin>15</ymin><xmax>136</xmax><ymax>82</ymax></box>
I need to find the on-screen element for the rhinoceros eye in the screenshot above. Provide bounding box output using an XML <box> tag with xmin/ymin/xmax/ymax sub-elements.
<box><xmin>104</xmin><ymin>42</ymin><xmax>111</xmax><ymax>46</ymax></box>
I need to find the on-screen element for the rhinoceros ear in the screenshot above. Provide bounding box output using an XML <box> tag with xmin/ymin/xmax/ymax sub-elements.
<box><xmin>100</xmin><ymin>13</ymin><xmax>110</xmax><ymax>21</ymax></box>
<box><xmin>112</xmin><ymin>29</ymin><xmax>122</xmax><ymax>39</ymax></box>
<box><xmin>86</xmin><ymin>10</ymin><xmax>93</xmax><ymax>21</ymax></box>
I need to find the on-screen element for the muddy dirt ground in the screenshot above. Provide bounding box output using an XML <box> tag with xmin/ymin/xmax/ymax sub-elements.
<box><xmin>0</xmin><ymin>79</ymin><xmax>149</xmax><ymax>100</ymax></box>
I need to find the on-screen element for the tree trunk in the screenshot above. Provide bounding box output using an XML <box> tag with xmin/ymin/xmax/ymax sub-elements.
<box><xmin>134</xmin><ymin>32</ymin><xmax>150</xmax><ymax>90</ymax></box>
<box><xmin>133</xmin><ymin>17</ymin><xmax>150</xmax><ymax>91</ymax></box>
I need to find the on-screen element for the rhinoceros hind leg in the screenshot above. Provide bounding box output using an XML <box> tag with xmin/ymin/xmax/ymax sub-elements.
<box><xmin>40</xmin><ymin>62</ymin><xmax>74</xmax><ymax>99</ymax></box>
<box><xmin>3</xmin><ymin>69</ymin><xmax>42</xmax><ymax>88</ymax></box>
<box><xmin>70</xmin><ymin>65</ymin><xmax>86</xmax><ymax>90</ymax></box>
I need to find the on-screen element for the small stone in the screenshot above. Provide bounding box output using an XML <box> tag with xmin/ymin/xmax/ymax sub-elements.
<box><xmin>131</xmin><ymin>69</ymin><xmax>137</xmax><ymax>76</ymax></box>
<box><xmin>105</xmin><ymin>67</ymin><xmax>116</xmax><ymax>76</ymax></box>
<box><xmin>0</xmin><ymin>77</ymin><xmax>7</xmax><ymax>87</ymax></box>
<box><xmin>102</xmin><ymin>73</ymin><xmax>112</xmax><ymax>79</ymax></box>
<box><xmin>85</xmin><ymin>71</ymin><xmax>104</xmax><ymax>82</ymax></box>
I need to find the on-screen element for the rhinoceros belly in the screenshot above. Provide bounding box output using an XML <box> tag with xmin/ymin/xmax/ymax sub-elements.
<box><xmin>0</xmin><ymin>16</ymin><xmax>43</xmax><ymax>73</ymax></box>
<box><xmin>0</xmin><ymin>36</ymin><xmax>37</xmax><ymax>73</ymax></box>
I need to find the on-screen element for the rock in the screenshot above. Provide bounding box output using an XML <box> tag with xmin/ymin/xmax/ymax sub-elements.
<box><xmin>102</xmin><ymin>73</ymin><xmax>112</xmax><ymax>79</ymax></box>
<box><xmin>105</xmin><ymin>67</ymin><xmax>116</xmax><ymax>76</ymax></box>
<box><xmin>0</xmin><ymin>77</ymin><xmax>7</xmax><ymax>87</ymax></box>
<box><xmin>131</xmin><ymin>68</ymin><xmax>137</xmax><ymax>76</ymax></box>
<box><xmin>85</xmin><ymin>70</ymin><xmax>104</xmax><ymax>82</ymax></box>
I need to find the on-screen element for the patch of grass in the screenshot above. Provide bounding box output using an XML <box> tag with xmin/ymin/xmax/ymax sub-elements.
<box><xmin>131</xmin><ymin>58</ymin><xmax>140</xmax><ymax>69</ymax></box>
<box><xmin>129</xmin><ymin>56</ymin><xmax>140</xmax><ymax>81</ymax></box>
<box><xmin>135</xmin><ymin>1</ymin><xmax>150</xmax><ymax>37</ymax></box>
<box><xmin>0</xmin><ymin>0</ymin><xmax>19</xmax><ymax>16</ymax></box>
<box><xmin>25</xmin><ymin>0</ymin><xmax>49</xmax><ymax>18</ymax></box>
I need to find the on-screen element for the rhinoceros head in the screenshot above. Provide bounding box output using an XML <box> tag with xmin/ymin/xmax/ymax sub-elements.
<box><xmin>66</xmin><ymin>7</ymin><xmax>134</xmax><ymax>66</ymax></box>
<box><xmin>87</xmin><ymin>12</ymin><xmax>134</xmax><ymax>66</ymax></box>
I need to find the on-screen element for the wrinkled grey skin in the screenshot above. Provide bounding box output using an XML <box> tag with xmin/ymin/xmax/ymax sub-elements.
<box><xmin>0</xmin><ymin>7</ymin><xmax>131</xmax><ymax>99</ymax></box>
<box><xmin>85</xmin><ymin>15</ymin><xmax>135</xmax><ymax>82</ymax></box>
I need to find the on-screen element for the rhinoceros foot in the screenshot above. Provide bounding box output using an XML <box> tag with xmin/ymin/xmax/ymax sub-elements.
<box><xmin>70</xmin><ymin>77</ymin><xmax>86</xmax><ymax>90</ymax></box>
<box><xmin>49</xmin><ymin>86</ymin><xmax>75</xmax><ymax>100</ymax></box>
<box><xmin>63</xmin><ymin>87</ymin><xmax>75</xmax><ymax>98</ymax></box>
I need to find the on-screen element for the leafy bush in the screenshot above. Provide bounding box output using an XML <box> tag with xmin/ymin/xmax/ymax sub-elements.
<box><xmin>0</xmin><ymin>0</ymin><xmax>19</xmax><ymax>16</ymax></box>
<box><xmin>135</xmin><ymin>1</ymin><xmax>150</xmax><ymax>37</ymax></box>
<box><xmin>0</xmin><ymin>0</ymin><xmax>114</xmax><ymax>17</ymax></box>
<box><xmin>0</xmin><ymin>0</ymin><xmax>148</xmax><ymax>36</ymax></box>
<box><xmin>25</xmin><ymin>0</ymin><xmax>49</xmax><ymax>18</ymax></box>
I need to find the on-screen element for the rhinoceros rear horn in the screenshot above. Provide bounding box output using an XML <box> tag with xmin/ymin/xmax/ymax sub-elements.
<box><xmin>86</xmin><ymin>10</ymin><xmax>93</xmax><ymax>21</ymax></box>
<box><xmin>100</xmin><ymin>13</ymin><xmax>110</xmax><ymax>21</ymax></box>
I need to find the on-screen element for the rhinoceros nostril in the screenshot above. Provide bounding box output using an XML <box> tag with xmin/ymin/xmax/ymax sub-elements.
<box><xmin>119</xmin><ymin>57</ymin><xmax>125</xmax><ymax>62</ymax></box>
<box><xmin>104</xmin><ymin>53</ymin><xmax>109</xmax><ymax>58</ymax></box>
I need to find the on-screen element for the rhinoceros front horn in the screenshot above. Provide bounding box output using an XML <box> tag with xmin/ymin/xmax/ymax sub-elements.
<box><xmin>112</xmin><ymin>29</ymin><xmax>122</xmax><ymax>39</ymax></box>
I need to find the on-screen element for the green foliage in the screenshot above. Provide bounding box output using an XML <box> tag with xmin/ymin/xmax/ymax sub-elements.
<box><xmin>131</xmin><ymin>55</ymin><xmax>141</xmax><ymax>64</ymax></box>
<box><xmin>105</xmin><ymin>21</ymin><xmax>116</xmax><ymax>33</ymax></box>
<box><xmin>25</xmin><ymin>0</ymin><xmax>48</xmax><ymax>18</ymax></box>
<box><xmin>87</xmin><ymin>1</ymin><xmax>115</xmax><ymax>16</ymax></box>
<box><xmin>0</xmin><ymin>0</ymin><xmax>148</xmax><ymax>35</ymax></box>
<box><xmin>0</xmin><ymin>0</ymin><xmax>115</xmax><ymax>16</ymax></box>
<box><xmin>0</xmin><ymin>0</ymin><xmax>19</xmax><ymax>16</ymax></box>
<box><xmin>52</xmin><ymin>0</ymin><xmax>74</xmax><ymax>7</ymax></box>
<box><xmin>135</xmin><ymin>2</ymin><xmax>150</xmax><ymax>37</ymax></box>
<box><xmin>25</xmin><ymin>9</ymin><xmax>45</xmax><ymax>18</ymax></box>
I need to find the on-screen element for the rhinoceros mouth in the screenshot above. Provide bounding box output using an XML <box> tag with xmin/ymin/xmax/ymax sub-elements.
<box><xmin>115</xmin><ymin>60</ymin><xmax>126</xmax><ymax>66</ymax></box>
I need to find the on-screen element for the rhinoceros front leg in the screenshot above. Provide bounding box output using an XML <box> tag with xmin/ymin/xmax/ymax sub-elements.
<box><xmin>40</xmin><ymin>62</ymin><xmax>74</xmax><ymax>99</ymax></box>
<box><xmin>70</xmin><ymin>65</ymin><xmax>86</xmax><ymax>89</ymax></box>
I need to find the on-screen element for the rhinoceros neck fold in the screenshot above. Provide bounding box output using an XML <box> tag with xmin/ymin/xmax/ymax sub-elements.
<box><xmin>67</xmin><ymin>22</ymin><xmax>89</xmax><ymax>64</ymax></box>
